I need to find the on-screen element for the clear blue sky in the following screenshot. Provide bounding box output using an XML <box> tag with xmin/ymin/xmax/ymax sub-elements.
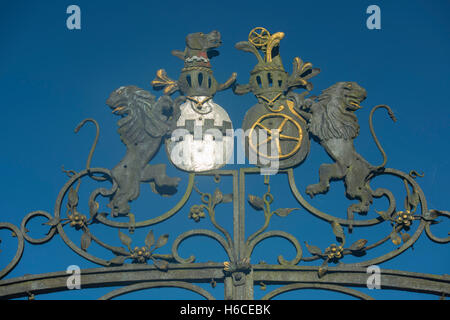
<box><xmin>0</xmin><ymin>0</ymin><xmax>449</xmax><ymax>300</ymax></box>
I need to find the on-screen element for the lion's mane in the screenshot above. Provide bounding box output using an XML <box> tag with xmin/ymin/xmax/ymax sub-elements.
<box><xmin>309</xmin><ymin>83</ymin><xmax>361</xmax><ymax>141</ymax></box>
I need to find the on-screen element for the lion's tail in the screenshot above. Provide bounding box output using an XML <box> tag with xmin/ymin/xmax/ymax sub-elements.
<box><xmin>75</xmin><ymin>118</ymin><xmax>100</xmax><ymax>171</ymax></box>
<box><xmin>369</xmin><ymin>104</ymin><xmax>396</xmax><ymax>169</ymax></box>
<box><xmin>74</xmin><ymin>119</ymin><xmax>105</xmax><ymax>191</ymax></box>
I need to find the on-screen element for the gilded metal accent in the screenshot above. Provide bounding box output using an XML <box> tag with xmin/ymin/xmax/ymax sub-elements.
<box><xmin>248</xmin><ymin>27</ymin><xmax>271</xmax><ymax>48</ymax></box>
<box><xmin>235</xmin><ymin>27</ymin><xmax>318</xmax><ymax>169</ymax></box>
<box><xmin>0</xmin><ymin>28</ymin><xmax>448</xmax><ymax>301</ymax></box>
<box><xmin>248</xmin><ymin>112</ymin><xmax>304</xmax><ymax>159</ymax></box>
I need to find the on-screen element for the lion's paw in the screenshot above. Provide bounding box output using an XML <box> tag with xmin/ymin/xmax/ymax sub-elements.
<box><xmin>165</xmin><ymin>176</ymin><xmax>181</xmax><ymax>188</ymax></box>
<box><xmin>306</xmin><ymin>183</ymin><xmax>327</xmax><ymax>198</ymax></box>
<box><xmin>305</xmin><ymin>185</ymin><xmax>317</xmax><ymax>198</ymax></box>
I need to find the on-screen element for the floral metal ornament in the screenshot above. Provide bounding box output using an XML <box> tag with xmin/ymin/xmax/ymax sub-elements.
<box><xmin>234</xmin><ymin>27</ymin><xmax>320</xmax><ymax>169</ymax></box>
<box><xmin>108</xmin><ymin>230</ymin><xmax>170</xmax><ymax>270</ymax></box>
<box><xmin>152</xmin><ymin>31</ymin><xmax>237</xmax><ymax>172</ymax></box>
<box><xmin>0</xmin><ymin>28</ymin><xmax>448</xmax><ymax>301</ymax></box>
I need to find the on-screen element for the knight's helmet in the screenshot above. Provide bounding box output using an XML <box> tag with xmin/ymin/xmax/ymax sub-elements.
<box><xmin>176</xmin><ymin>31</ymin><xmax>221</xmax><ymax>98</ymax></box>
<box><xmin>153</xmin><ymin>30</ymin><xmax>236</xmax><ymax>173</ymax></box>
<box><xmin>234</xmin><ymin>27</ymin><xmax>319</xmax><ymax>104</ymax></box>
<box><xmin>247</xmin><ymin>29</ymin><xmax>289</xmax><ymax>102</ymax></box>
<box><xmin>177</xmin><ymin>55</ymin><xmax>218</xmax><ymax>97</ymax></box>
<box><xmin>236</xmin><ymin>27</ymin><xmax>320</xmax><ymax>170</ymax></box>
<box><xmin>178</xmin><ymin>67</ymin><xmax>217</xmax><ymax>97</ymax></box>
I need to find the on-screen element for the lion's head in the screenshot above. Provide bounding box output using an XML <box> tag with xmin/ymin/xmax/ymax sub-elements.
<box><xmin>318</xmin><ymin>81</ymin><xmax>367</xmax><ymax>110</ymax></box>
<box><xmin>107</xmin><ymin>85</ymin><xmax>156</xmax><ymax>115</ymax></box>
<box><xmin>107</xmin><ymin>85</ymin><xmax>174</xmax><ymax>140</ymax></box>
<box><xmin>309</xmin><ymin>81</ymin><xmax>367</xmax><ymax>141</ymax></box>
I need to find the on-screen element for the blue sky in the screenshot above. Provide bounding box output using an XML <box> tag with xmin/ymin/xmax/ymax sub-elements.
<box><xmin>0</xmin><ymin>0</ymin><xmax>449</xmax><ymax>300</ymax></box>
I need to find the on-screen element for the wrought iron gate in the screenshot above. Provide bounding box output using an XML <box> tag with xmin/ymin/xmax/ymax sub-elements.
<box><xmin>0</xmin><ymin>27</ymin><xmax>449</xmax><ymax>300</ymax></box>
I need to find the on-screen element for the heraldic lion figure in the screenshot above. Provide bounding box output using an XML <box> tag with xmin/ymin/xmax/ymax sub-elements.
<box><xmin>107</xmin><ymin>86</ymin><xmax>181</xmax><ymax>216</ymax></box>
<box><xmin>304</xmin><ymin>81</ymin><xmax>396</xmax><ymax>220</ymax></box>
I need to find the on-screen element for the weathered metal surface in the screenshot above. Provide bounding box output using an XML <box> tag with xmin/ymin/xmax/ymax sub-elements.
<box><xmin>0</xmin><ymin>223</ymin><xmax>24</xmax><ymax>280</ymax></box>
<box><xmin>99</xmin><ymin>281</ymin><xmax>216</xmax><ymax>300</ymax></box>
<box><xmin>0</xmin><ymin>163</ymin><xmax>448</xmax><ymax>300</ymax></box>
<box><xmin>303</xmin><ymin>82</ymin><xmax>397</xmax><ymax>231</ymax></box>
<box><xmin>0</xmin><ymin>264</ymin><xmax>224</xmax><ymax>300</ymax></box>
<box><xmin>0</xmin><ymin>28</ymin><xmax>448</xmax><ymax>301</ymax></box>
<box><xmin>152</xmin><ymin>31</ymin><xmax>236</xmax><ymax>172</ymax></box>
<box><xmin>234</xmin><ymin>27</ymin><xmax>319</xmax><ymax>169</ymax></box>
<box><xmin>166</xmin><ymin>97</ymin><xmax>234</xmax><ymax>172</ymax></box>
<box><xmin>261</xmin><ymin>283</ymin><xmax>375</xmax><ymax>300</ymax></box>
<box><xmin>106</xmin><ymin>86</ymin><xmax>182</xmax><ymax>216</ymax></box>
<box><xmin>1</xmin><ymin>264</ymin><xmax>448</xmax><ymax>299</ymax></box>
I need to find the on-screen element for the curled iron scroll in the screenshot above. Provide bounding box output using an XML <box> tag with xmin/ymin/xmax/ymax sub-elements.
<box><xmin>20</xmin><ymin>210</ymin><xmax>57</xmax><ymax>244</ymax></box>
<box><xmin>245</xmin><ymin>230</ymin><xmax>302</xmax><ymax>265</ymax></box>
<box><xmin>0</xmin><ymin>223</ymin><xmax>24</xmax><ymax>280</ymax></box>
<box><xmin>283</xmin><ymin>167</ymin><xmax>443</xmax><ymax>268</ymax></box>
<box><xmin>287</xmin><ymin>169</ymin><xmax>394</xmax><ymax>227</ymax></box>
<box><xmin>94</xmin><ymin>173</ymin><xmax>195</xmax><ymax>229</ymax></box>
<box><xmin>262</xmin><ymin>283</ymin><xmax>374</xmax><ymax>300</ymax></box>
<box><xmin>425</xmin><ymin>210</ymin><xmax>450</xmax><ymax>244</ymax></box>
<box><xmin>99</xmin><ymin>281</ymin><xmax>216</xmax><ymax>300</ymax></box>
<box><xmin>171</xmin><ymin>229</ymin><xmax>235</xmax><ymax>264</ymax></box>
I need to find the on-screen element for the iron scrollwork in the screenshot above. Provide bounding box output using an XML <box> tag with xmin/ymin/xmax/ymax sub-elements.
<box><xmin>0</xmin><ymin>27</ymin><xmax>448</xmax><ymax>300</ymax></box>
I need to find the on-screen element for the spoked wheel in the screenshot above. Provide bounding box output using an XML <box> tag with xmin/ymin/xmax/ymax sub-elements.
<box><xmin>248</xmin><ymin>113</ymin><xmax>303</xmax><ymax>160</ymax></box>
<box><xmin>248</xmin><ymin>27</ymin><xmax>271</xmax><ymax>48</ymax></box>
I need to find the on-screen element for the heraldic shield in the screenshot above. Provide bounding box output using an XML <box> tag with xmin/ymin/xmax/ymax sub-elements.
<box><xmin>152</xmin><ymin>30</ymin><xmax>237</xmax><ymax>172</ymax></box>
<box><xmin>234</xmin><ymin>27</ymin><xmax>319</xmax><ymax>169</ymax></box>
<box><xmin>1</xmin><ymin>20</ymin><xmax>449</xmax><ymax>302</ymax></box>
<box><xmin>166</xmin><ymin>97</ymin><xmax>234</xmax><ymax>172</ymax></box>
<box><xmin>242</xmin><ymin>99</ymin><xmax>310</xmax><ymax>169</ymax></box>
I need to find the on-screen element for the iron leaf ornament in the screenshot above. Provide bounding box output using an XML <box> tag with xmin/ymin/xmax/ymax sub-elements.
<box><xmin>0</xmin><ymin>26</ymin><xmax>448</xmax><ymax>300</ymax></box>
<box><xmin>108</xmin><ymin>229</ymin><xmax>170</xmax><ymax>269</ymax></box>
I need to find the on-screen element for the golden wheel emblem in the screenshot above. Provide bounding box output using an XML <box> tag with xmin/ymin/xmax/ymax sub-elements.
<box><xmin>248</xmin><ymin>27</ymin><xmax>271</xmax><ymax>48</ymax></box>
<box><xmin>248</xmin><ymin>113</ymin><xmax>303</xmax><ymax>160</ymax></box>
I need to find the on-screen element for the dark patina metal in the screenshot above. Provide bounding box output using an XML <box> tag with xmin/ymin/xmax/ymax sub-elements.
<box><xmin>106</xmin><ymin>86</ymin><xmax>182</xmax><ymax>216</ymax></box>
<box><xmin>302</xmin><ymin>82</ymin><xmax>397</xmax><ymax>232</ymax></box>
<box><xmin>0</xmin><ymin>28</ymin><xmax>448</xmax><ymax>301</ymax></box>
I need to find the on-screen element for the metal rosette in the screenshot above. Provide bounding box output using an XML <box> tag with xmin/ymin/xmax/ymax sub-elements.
<box><xmin>166</xmin><ymin>96</ymin><xmax>234</xmax><ymax>172</ymax></box>
<box><xmin>242</xmin><ymin>98</ymin><xmax>310</xmax><ymax>169</ymax></box>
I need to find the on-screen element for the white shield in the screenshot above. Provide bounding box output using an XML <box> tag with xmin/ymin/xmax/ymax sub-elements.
<box><xmin>166</xmin><ymin>96</ymin><xmax>234</xmax><ymax>172</ymax></box>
